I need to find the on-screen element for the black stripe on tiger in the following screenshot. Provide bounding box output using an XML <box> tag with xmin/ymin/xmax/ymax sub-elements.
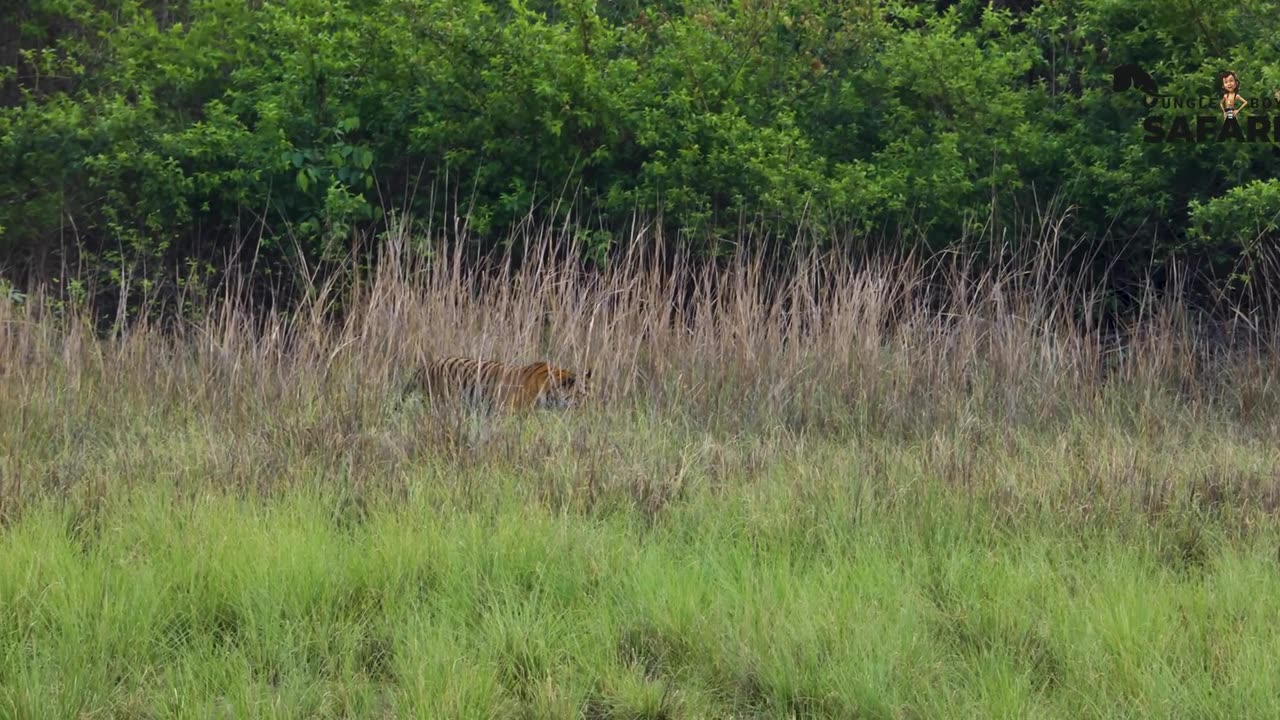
<box><xmin>405</xmin><ymin>356</ymin><xmax>591</xmax><ymax>411</ymax></box>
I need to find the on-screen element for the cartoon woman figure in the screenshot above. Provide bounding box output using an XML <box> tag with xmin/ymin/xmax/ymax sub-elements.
<box><xmin>1221</xmin><ymin>71</ymin><xmax>1247</xmax><ymax>121</ymax></box>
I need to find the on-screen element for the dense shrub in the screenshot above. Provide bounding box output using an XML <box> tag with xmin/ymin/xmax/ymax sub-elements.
<box><xmin>2</xmin><ymin>0</ymin><xmax>1278</xmax><ymax>305</ymax></box>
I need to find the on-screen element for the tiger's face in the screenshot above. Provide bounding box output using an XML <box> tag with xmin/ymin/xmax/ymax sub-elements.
<box><xmin>532</xmin><ymin>364</ymin><xmax>593</xmax><ymax>410</ymax></box>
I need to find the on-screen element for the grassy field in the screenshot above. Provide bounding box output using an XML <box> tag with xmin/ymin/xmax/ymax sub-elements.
<box><xmin>3</xmin><ymin>233</ymin><xmax>1280</xmax><ymax>718</ymax></box>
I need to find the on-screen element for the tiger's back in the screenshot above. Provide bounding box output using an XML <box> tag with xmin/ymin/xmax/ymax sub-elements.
<box><xmin>407</xmin><ymin>356</ymin><xmax>591</xmax><ymax>411</ymax></box>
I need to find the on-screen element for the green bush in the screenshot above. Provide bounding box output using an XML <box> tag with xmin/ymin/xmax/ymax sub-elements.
<box><xmin>2</xmin><ymin>0</ymin><xmax>1279</xmax><ymax>302</ymax></box>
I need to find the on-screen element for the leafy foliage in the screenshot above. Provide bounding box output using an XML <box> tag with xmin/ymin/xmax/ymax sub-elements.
<box><xmin>2</xmin><ymin>0</ymin><xmax>1279</xmax><ymax>301</ymax></box>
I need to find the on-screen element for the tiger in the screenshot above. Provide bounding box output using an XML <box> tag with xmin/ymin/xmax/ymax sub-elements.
<box><xmin>404</xmin><ymin>356</ymin><xmax>592</xmax><ymax>411</ymax></box>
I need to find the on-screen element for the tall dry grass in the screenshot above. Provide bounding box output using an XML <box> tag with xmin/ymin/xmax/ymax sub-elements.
<box><xmin>8</xmin><ymin>216</ymin><xmax>1280</xmax><ymax>718</ymax></box>
<box><xmin>2</xmin><ymin>215</ymin><xmax>1279</xmax><ymax>517</ymax></box>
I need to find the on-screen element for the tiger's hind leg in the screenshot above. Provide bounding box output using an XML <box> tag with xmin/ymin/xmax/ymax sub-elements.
<box><xmin>433</xmin><ymin>394</ymin><xmax>496</xmax><ymax>452</ymax></box>
<box><xmin>416</xmin><ymin>375</ymin><xmax>495</xmax><ymax>449</ymax></box>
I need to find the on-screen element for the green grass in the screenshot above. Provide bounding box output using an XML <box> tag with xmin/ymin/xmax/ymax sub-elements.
<box><xmin>4</xmin><ymin>238</ymin><xmax>1280</xmax><ymax>717</ymax></box>
<box><xmin>3</xmin><ymin>412</ymin><xmax>1280</xmax><ymax>719</ymax></box>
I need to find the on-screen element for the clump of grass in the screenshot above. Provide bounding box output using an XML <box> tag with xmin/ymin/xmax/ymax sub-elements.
<box><xmin>3</xmin><ymin>221</ymin><xmax>1280</xmax><ymax>716</ymax></box>
<box><xmin>5</xmin><ymin>482</ymin><xmax>1280</xmax><ymax>718</ymax></box>
<box><xmin>2</xmin><ymin>221</ymin><xmax>1278</xmax><ymax>512</ymax></box>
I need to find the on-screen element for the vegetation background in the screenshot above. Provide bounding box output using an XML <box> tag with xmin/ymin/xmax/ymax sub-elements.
<box><xmin>3</xmin><ymin>0</ymin><xmax>1280</xmax><ymax>314</ymax></box>
<box><xmin>4</xmin><ymin>237</ymin><xmax>1280</xmax><ymax>717</ymax></box>
<box><xmin>5</xmin><ymin>1</ymin><xmax>1280</xmax><ymax>717</ymax></box>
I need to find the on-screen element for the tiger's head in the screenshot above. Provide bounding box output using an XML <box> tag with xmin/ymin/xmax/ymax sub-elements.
<box><xmin>526</xmin><ymin>362</ymin><xmax>593</xmax><ymax>410</ymax></box>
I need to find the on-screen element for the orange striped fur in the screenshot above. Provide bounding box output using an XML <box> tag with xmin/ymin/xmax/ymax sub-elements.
<box><xmin>406</xmin><ymin>356</ymin><xmax>592</xmax><ymax>411</ymax></box>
